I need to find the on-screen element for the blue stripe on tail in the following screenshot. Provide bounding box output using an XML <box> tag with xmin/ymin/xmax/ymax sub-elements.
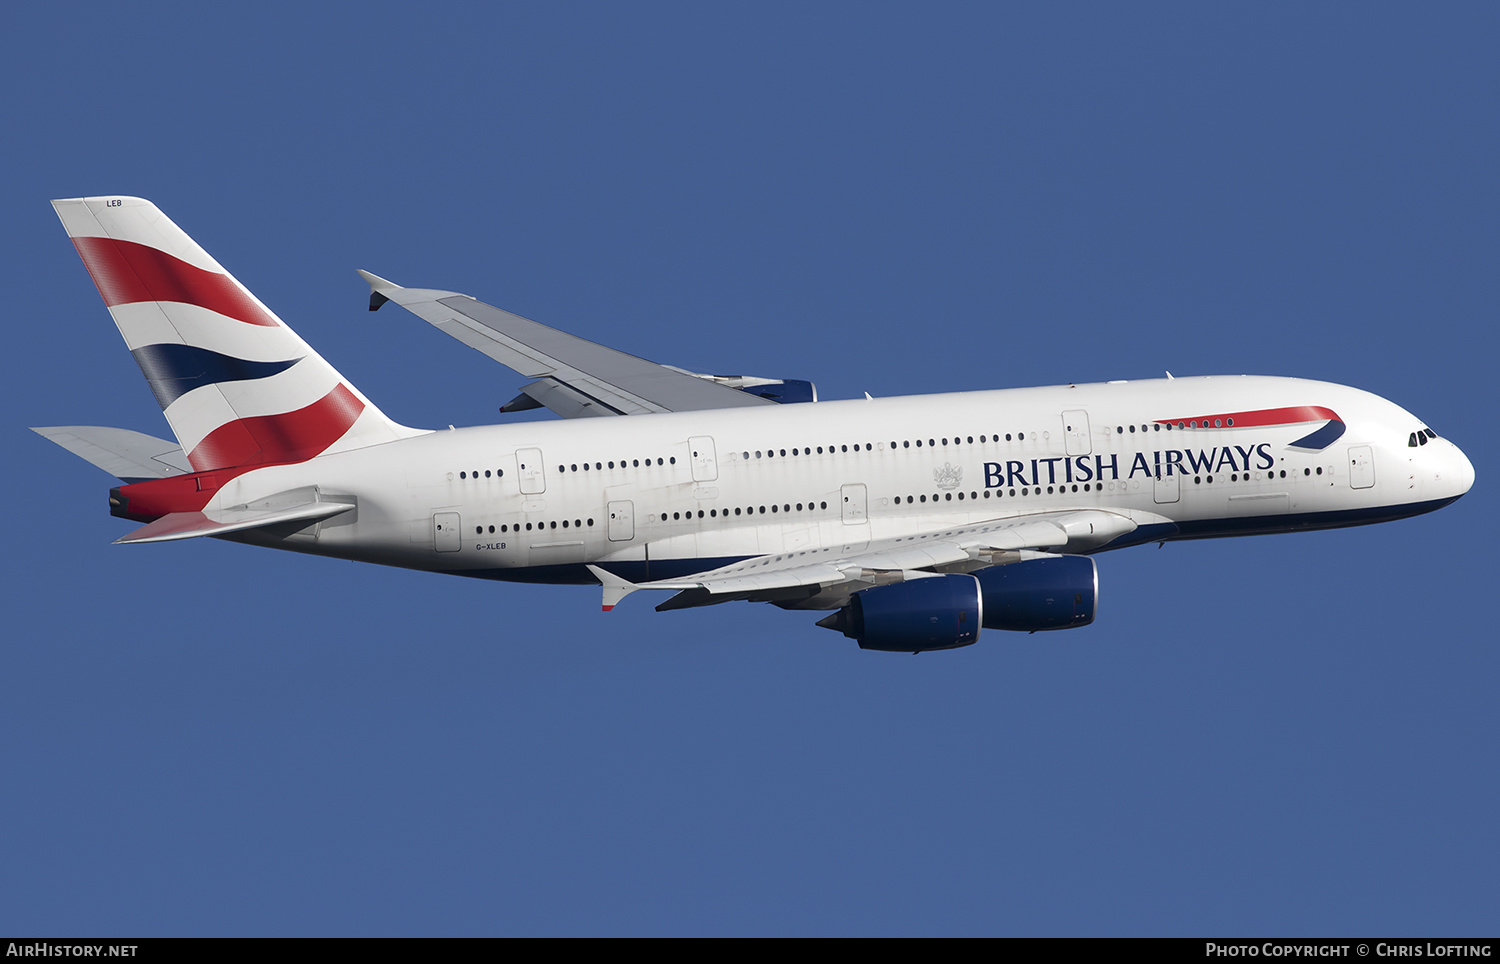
<box><xmin>130</xmin><ymin>343</ymin><xmax>303</xmax><ymax>408</ymax></box>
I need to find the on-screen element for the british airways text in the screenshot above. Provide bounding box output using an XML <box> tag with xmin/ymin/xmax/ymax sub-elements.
<box><xmin>983</xmin><ymin>444</ymin><xmax>1276</xmax><ymax>488</ymax></box>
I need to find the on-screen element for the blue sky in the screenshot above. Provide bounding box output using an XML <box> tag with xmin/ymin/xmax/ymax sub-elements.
<box><xmin>2</xmin><ymin>3</ymin><xmax>1495</xmax><ymax>936</ymax></box>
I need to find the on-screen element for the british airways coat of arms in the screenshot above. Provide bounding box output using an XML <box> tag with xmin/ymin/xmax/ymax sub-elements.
<box><xmin>933</xmin><ymin>462</ymin><xmax>962</xmax><ymax>490</ymax></box>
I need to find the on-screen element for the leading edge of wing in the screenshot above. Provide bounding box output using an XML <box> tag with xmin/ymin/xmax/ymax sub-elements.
<box><xmin>609</xmin><ymin>509</ymin><xmax>1138</xmax><ymax>607</ymax></box>
<box><xmin>358</xmin><ymin>271</ymin><xmax>774</xmax><ymax>418</ymax></box>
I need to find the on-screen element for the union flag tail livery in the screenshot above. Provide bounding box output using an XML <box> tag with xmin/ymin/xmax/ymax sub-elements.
<box><xmin>51</xmin><ymin>197</ymin><xmax>419</xmax><ymax>471</ymax></box>
<box><xmin>37</xmin><ymin>197</ymin><xmax>1474</xmax><ymax>651</ymax></box>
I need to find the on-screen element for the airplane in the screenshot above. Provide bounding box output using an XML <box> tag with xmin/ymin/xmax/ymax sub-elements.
<box><xmin>36</xmin><ymin>196</ymin><xmax>1476</xmax><ymax>652</ymax></box>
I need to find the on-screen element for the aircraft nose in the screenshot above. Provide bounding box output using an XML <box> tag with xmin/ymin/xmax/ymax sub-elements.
<box><xmin>1448</xmin><ymin>443</ymin><xmax>1475</xmax><ymax>498</ymax></box>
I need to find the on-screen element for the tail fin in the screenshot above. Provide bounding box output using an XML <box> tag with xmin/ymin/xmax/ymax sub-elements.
<box><xmin>52</xmin><ymin>196</ymin><xmax>421</xmax><ymax>471</ymax></box>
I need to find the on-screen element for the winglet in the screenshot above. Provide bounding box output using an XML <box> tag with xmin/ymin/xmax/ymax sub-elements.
<box><xmin>587</xmin><ymin>565</ymin><xmax>640</xmax><ymax>612</ymax></box>
<box><xmin>357</xmin><ymin>269</ymin><xmax>400</xmax><ymax>311</ymax></box>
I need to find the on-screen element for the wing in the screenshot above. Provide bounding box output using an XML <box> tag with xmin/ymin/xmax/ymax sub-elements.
<box><xmin>590</xmin><ymin>509</ymin><xmax>1138</xmax><ymax>611</ymax></box>
<box><xmin>358</xmin><ymin>271</ymin><xmax>778</xmax><ymax>419</ymax></box>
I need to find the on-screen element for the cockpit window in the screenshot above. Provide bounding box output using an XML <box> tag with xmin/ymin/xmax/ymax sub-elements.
<box><xmin>1410</xmin><ymin>427</ymin><xmax>1438</xmax><ymax>447</ymax></box>
<box><xmin>1410</xmin><ymin>433</ymin><xmax>1419</xmax><ymax>448</ymax></box>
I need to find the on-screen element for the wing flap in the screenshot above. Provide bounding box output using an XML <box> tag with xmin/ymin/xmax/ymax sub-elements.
<box><xmin>511</xmin><ymin>376</ymin><xmax>642</xmax><ymax>419</ymax></box>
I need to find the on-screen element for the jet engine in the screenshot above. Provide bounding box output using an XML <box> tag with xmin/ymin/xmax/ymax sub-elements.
<box><xmin>974</xmin><ymin>555</ymin><xmax>1097</xmax><ymax>632</ymax></box>
<box><xmin>733</xmin><ymin>378</ymin><xmax>816</xmax><ymax>404</ymax></box>
<box><xmin>663</xmin><ymin>368</ymin><xmax>817</xmax><ymax>404</ymax></box>
<box><xmin>815</xmin><ymin>557</ymin><xmax>1097</xmax><ymax>652</ymax></box>
<box><xmin>815</xmin><ymin>574</ymin><xmax>983</xmax><ymax>652</ymax></box>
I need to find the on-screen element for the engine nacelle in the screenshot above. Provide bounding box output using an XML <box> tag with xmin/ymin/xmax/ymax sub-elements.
<box><xmin>736</xmin><ymin>378</ymin><xmax>817</xmax><ymax>404</ymax></box>
<box><xmin>816</xmin><ymin>574</ymin><xmax>982</xmax><ymax>652</ymax></box>
<box><xmin>663</xmin><ymin>367</ymin><xmax>819</xmax><ymax>405</ymax></box>
<box><xmin>974</xmin><ymin>555</ymin><xmax>1097</xmax><ymax>632</ymax></box>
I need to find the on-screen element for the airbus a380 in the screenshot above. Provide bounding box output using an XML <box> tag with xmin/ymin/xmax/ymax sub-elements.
<box><xmin>37</xmin><ymin>197</ymin><xmax>1475</xmax><ymax>652</ymax></box>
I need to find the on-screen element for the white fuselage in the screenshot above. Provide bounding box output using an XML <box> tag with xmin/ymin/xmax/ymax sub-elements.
<box><xmin>213</xmin><ymin>375</ymin><xmax>1473</xmax><ymax>589</ymax></box>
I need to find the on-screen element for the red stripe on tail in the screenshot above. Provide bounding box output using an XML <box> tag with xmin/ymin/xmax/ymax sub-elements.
<box><xmin>188</xmin><ymin>384</ymin><xmax>366</xmax><ymax>470</ymax></box>
<box><xmin>71</xmin><ymin>236</ymin><xmax>279</xmax><ymax>327</ymax></box>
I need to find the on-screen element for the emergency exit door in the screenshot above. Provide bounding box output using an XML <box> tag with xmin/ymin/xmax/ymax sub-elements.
<box><xmin>1348</xmin><ymin>445</ymin><xmax>1375</xmax><ymax>489</ymax></box>
<box><xmin>516</xmin><ymin>448</ymin><xmax>546</xmax><ymax>494</ymax></box>
<box><xmin>841</xmin><ymin>484</ymin><xmax>867</xmax><ymax>524</ymax></box>
<box><xmin>433</xmin><ymin>512</ymin><xmax>461</xmax><ymax>552</ymax></box>
<box><xmin>689</xmin><ymin>436</ymin><xmax>718</xmax><ymax>482</ymax></box>
<box><xmin>1062</xmin><ymin>410</ymin><xmax>1092</xmax><ymax>456</ymax></box>
<box><xmin>608</xmin><ymin>500</ymin><xmax>635</xmax><ymax>542</ymax></box>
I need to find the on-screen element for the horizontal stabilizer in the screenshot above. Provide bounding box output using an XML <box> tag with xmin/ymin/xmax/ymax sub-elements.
<box><xmin>33</xmin><ymin>426</ymin><xmax>192</xmax><ymax>481</ymax></box>
<box><xmin>116</xmin><ymin>490</ymin><xmax>354</xmax><ymax>544</ymax></box>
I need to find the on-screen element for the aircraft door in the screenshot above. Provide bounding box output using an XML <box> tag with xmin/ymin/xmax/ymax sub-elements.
<box><xmin>608</xmin><ymin>500</ymin><xmax>635</xmax><ymax>542</ymax></box>
<box><xmin>1153</xmin><ymin>471</ymin><xmax>1179</xmax><ymax>504</ymax></box>
<box><xmin>1348</xmin><ymin>445</ymin><xmax>1375</xmax><ymax>489</ymax></box>
<box><xmin>433</xmin><ymin>512</ymin><xmax>461</xmax><ymax>552</ymax></box>
<box><xmin>516</xmin><ymin>448</ymin><xmax>546</xmax><ymax>495</ymax></box>
<box><xmin>841</xmin><ymin>484</ymin><xmax>867</xmax><ymax>524</ymax></box>
<box><xmin>689</xmin><ymin>436</ymin><xmax>718</xmax><ymax>482</ymax></box>
<box><xmin>1063</xmin><ymin>410</ymin><xmax>1092</xmax><ymax>457</ymax></box>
